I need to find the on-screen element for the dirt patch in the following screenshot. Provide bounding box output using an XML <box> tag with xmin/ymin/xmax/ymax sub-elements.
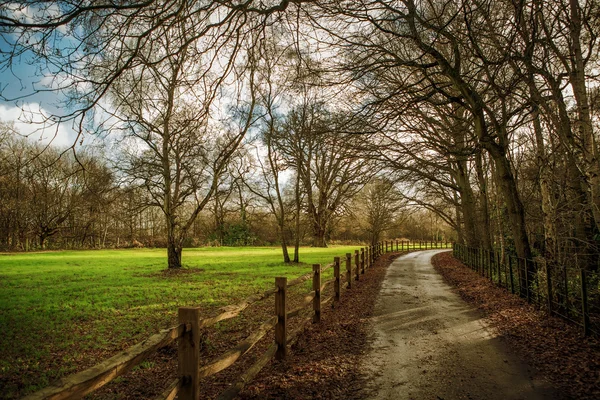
<box><xmin>432</xmin><ymin>251</ymin><xmax>600</xmax><ymax>400</ymax></box>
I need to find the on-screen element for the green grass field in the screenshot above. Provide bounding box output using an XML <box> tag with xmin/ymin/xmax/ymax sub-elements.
<box><xmin>0</xmin><ymin>245</ymin><xmax>363</xmax><ymax>397</ymax></box>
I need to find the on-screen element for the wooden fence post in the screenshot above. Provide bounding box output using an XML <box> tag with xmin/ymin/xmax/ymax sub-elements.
<box><xmin>490</xmin><ymin>250</ymin><xmax>494</xmax><ymax>281</ymax></box>
<box><xmin>346</xmin><ymin>253</ymin><xmax>352</xmax><ymax>289</ymax></box>
<box><xmin>482</xmin><ymin>249</ymin><xmax>486</xmax><ymax>276</ymax></box>
<box><xmin>178</xmin><ymin>307</ymin><xmax>201</xmax><ymax>400</ymax></box>
<box><xmin>355</xmin><ymin>250</ymin><xmax>360</xmax><ymax>281</ymax></box>
<box><xmin>581</xmin><ymin>269</ymin><xmax>590</xmax><ymax>336</ymax></box>
<box><xmin>545</xmin><ymin>261</ymin><xmax>552</xmax><ymax>314</ymax></box>
<box><xmin>479</xmin><ymin>247</ymin><xmax>485</xmax><ymax>277</ymax></box>
<box><xmin>488</xmin><ymin>250</ymin><xmax>493</xmax><ymax>282</ymax></box>
<box><xmin>466</xmin><ymin>247</ymin><xmax>470</xmax><ymax>266</ymax></box>
<box><xmin>496</xmin><ymin>251</ymin><xmax>501</xmax><ymax>286</ymax></box>
<box><xmin>385</xmin><ymin>241</ymin><xmax>388</xmax><ymax>252</ymax></box>
<box><xmin>492</xmin><ymin>251</ymin><xmax>496</xmax><ymax>282</ymax></box>
<box><xmin>396</xmin><ymin>240</ymin><xmax>399</xmax><ymax>251</ymax></box>
<box><xmin>508</xmin><ymin>255</ymin><xmax>515</xmax><ymax>294</ymax></box>
<box><xmin>361</xmin><ymin>248</ymin><xmax>365</xmax><ymax>274</ymax></box>
<box><xmin>481</xmin><ymin>248</ymin><xmax>485</xmax><ymax>274</ymax></box>
<box><xmin>525</xmin><ymin>259</ymin><xmax>531</xmax><ymax>303</ymax></box>
<box><xmin>275</xmin><ymin>277</ymin><xmax>287</xmax><ymax>360</ymax></box>
<box><xmin>502</xmin><ymin>251</ymin><xmax>508</xmax><ymax>289</ymax></box>
<box><xmin>482</xmin><ymin>248</ymin><xmax>486</xmax><ymax>274</ymax></box>
<box><xmin>334</xmin><ymin>257</ymin><xmax>340</xmax><ymax>302</ymax></box>
<box><xmin>313</xmin><ymin>264</ymin><xmax>321</xmax><ymax>323</ymax></box>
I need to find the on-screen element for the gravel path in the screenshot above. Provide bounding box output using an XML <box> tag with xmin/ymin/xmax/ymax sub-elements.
<box><xmin>362</xmin><ymin>250</ymin><xmax>557</xmax><ymax>400</ymax></box>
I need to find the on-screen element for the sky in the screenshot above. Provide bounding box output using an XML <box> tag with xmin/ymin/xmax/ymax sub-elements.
<box><xmin>0</xmin><ymin>4</ymin><xmax>80</xmax><ymax>148</ymax></box>
<box><xmin>0</xmin><ymin>44</ymin><xmax>81</xmax><ymax>148</ymax></box>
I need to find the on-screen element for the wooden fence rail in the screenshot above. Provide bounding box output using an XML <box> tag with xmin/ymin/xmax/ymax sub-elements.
<box><xmin>24</xmin><ymin>240</ymin><xmax>448</xmax><ymax>400</ymax></box>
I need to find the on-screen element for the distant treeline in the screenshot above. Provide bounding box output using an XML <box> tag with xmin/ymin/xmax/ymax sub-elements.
<box><xmin>0</xmin><ymin>133</ymin><xmax>452</xmax><ymax>251</ymax></box>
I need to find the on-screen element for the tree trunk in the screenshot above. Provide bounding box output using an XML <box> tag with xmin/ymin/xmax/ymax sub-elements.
<box><xmin>167</xmin><ymin>237</ymin><xmax>182</xmax><ymax>269</ymax></box>
<box><xmin>531</xmin><ymin>97</ymin><xmax>557</xmax><ymax>261</ymax></box>
<box><xmin>371</xmin><ymin>232</ymin><xmax>380</xmax><ymax>247</ymax></box>
<box><xmin>312</xmin><ymin>221</ymin><xmax>327</xmax><ymax>247</ymax></box>
<box><xmin>569</xmin><ymin>0</ymin><xmax>600</xmax><ymax>240</ymax></box>
<box><xmin>166</xmin><ymin>209</ymin><xmax>182</xmax><ymax>268</ymax></box>
<box><xmin>455</xmin><ymin>195</ymin><xmax>465</xmax><ymax>245</ymax></box>
<box><xmin>455</xmin><ymin>159</ymin><xmax>480</xmax><ymax>247</ymax></box>
<box><xmin>293</xmin><ymin>235</ymin><xmax>300</xmax><ymax>262</ymax></box>
<box><xmin>523</xmin><ymin>49</ymin><xmax>595</xmax><ymax>270</ymax></box>
<box><xmin>543</xmin><ymin>70</ymin><xmax>595</xmax><ymax>271</ymax></box>
<box><xmin>484</xmin><ymin>141</ymin><xmax>532</xmax><ymax>261</ymax></box>
<box><xmin>293</xmin><ymin>171</ymin><xmax>301</xmax><ymax>263</ymax></box>
<box><xmin>475</xmin><ymin>150</ymin><xmax>493</xmax><ymax>250</ymax></box>
<box><xmin>279</xmin><ymin>225</ymin><xmax>291</xmax><ymax>263</ymax></box>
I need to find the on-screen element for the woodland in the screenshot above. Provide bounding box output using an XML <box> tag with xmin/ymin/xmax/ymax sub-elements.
<box><xmin>0</xmin><ymin>0</ymin><xmax>599</xmax><ymax>273</ymax></box>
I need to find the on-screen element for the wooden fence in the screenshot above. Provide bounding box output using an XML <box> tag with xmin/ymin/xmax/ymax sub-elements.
<box><xmin>23</xmin><ymin>241</ymin><xmax>451</xmax><ymax>400</ymax></box>
<box><xmin>453</xmin><ymin>243</ymin><xmax>600</xmax><ymax>337</ymax></box>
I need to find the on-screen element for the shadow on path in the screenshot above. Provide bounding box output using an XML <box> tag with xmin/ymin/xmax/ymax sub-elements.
<box><xmin>362</xmin><ymin>250</ymin><xmax>557</xmax><ymax>400</ymax></box>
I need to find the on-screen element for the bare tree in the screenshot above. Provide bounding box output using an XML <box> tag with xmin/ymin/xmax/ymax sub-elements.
<box><xmin>356</xmin><ymin>177</ymin><xmax>407</xmax><ymax>245</ymax></box>
<box><xmin>276</xmin><ymin>102</ymin><xmax>372</xmax><ymax>247</ymax></box>
<box><xmin>106</xmin><ymin>21</ymin><xmax>257</xmax><ymax>268</ymax></box>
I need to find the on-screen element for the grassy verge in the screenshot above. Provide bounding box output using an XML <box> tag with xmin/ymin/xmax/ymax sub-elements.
<box><xmin>0</xmin><ymin>245</ymin><xmax>359</xmax><ymax>398</ymax></box>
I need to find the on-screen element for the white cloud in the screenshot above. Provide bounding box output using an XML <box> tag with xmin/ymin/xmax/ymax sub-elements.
<box><xmin>4</xmin><ymin>3</ymin><xmax>68</xmax><ymax>34</ymax></box>
<box><xmin>3</xmin><ymin>3</ymin><xmax>34</xmax><ymax>25</ymax></box>
<box><xmin>0</xmin><ymin>103</ymin><xmax>77</xmax><ymax>148</ymax></box>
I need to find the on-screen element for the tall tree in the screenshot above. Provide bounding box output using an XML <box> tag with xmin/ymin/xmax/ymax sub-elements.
<box><xmin>107</xmin><ymin>22</ymin><xmax>257</xmax><ymax>268</ymax></box>
<box><xmin>357</xmin><ymin>178</ymin><xmax>406</xmax><ymax>245</ymax></box>
<box><xmin>276</xmin><ymin>103</ymin><xmax>371</xmax><ymax>247</ymax></box>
